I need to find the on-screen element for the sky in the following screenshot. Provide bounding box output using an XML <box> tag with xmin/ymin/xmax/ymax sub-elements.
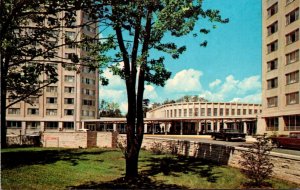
<box><xmin>99</xmin><ymin>0</ymin><xmax>262</xmax><ymax>113</ymax></box>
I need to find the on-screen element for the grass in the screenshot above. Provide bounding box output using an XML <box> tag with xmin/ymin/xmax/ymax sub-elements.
<box><xmin>1</xmin><ymin>147</ymin><xmax>298</xmax><ymax>189</ymax></box>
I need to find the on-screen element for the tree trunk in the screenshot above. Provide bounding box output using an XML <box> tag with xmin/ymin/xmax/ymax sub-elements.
<box><xmin>1</xmin><ymin>59</ymin><xmax>8</xmax><ymax>148</ymax></box>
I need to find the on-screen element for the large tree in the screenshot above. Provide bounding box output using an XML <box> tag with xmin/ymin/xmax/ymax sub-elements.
<box><xmin>0</xmin><ymin>0</ymin><xmax>107</xmax><ymax>148</ymax></box>
<box><xmin>101</xmin><ymin>0</ymin><xmax>228</xmax><ymax>178</ymax></box>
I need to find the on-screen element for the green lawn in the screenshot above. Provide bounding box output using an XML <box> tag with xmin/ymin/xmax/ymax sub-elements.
<box><xmin>1</xmin><ymin>147</ymin><xmax>298</xmax><ymax>189</ymax></box>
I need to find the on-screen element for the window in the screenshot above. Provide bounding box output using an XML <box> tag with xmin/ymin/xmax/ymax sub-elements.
<box><xmin>46</xmin><ymin>109</ymin><xmax>57</xmax><ymax>116</ymax></box>
<box><xmin>179</xmin><ymin>109</ymin><xmax>182</xmax><ymax>117</ymax></box>
<box><xmin>194</xmin><ymin>108</ymin><xmax>198</xmax><ymax>116</ymax></box>
<box><xmin>7</xmin><ymin>121</ymin><xmax>21</xmax><ymax>128</ymax></box>
<box><xmin>174</xmin><ymin>109</ymin><xmax>177</xmax><ymax>117</ymax></box>
<box><xmin>83</xmin><ymin>99</ymin><xmax>94</xmax><ymax>106</ymax></box>
<box><xmin>46</xmin><ymin>97</ymin><xmax>57</xmax><ymax>104</ymax></box>
<box><xmin>286</xmin><ymin>92</ymin><xmax>299</xmax><ymax>105</ymax></box>
<box><xmin>267</xmin><ymin>77</ymin><xmax>278</xmax><ymax>89</ymax></box>
<box><xmin>286</xmin><ymin>70</ymin><xmax>299</xmax><ymax>85</ymax></box>
<box><xmin>207</xmin><ymin>108</ymin><xmax>211</xmax><ymax>116</ymax></box>
<box><xmin>65</xmin><ymin>31</ymin><xmax>76</xmax><ymax>48</ymax></box>
<box><xmin>249</xmin><ymin>109</ymin><xmax>253</xmax><ymax>114</ymax></box>
<box><xmin>64</xmin><ymin>75</ymin><xmax>75</xmax><ymax>82</ymax></box>
<box><xmin>64</xmin><ymin>98</ymin><xmax>74</xmax><ymax>104</ymax></box>
<box><xmin>267</xmin><ymin>59</ymin><xmax>278</xmax><ymax>71</ymax></box>
<box><xmin>237</xmin><ymin>109</ymin><xmax>241</xmax><ymax>115</ymax></box>
<box><xmin>170</xmin><ymin>110</ymin><xmax>173</xmax><ymax>117</ymax></box>
<box><xmin>26</xmin><ymin>121</ymin><xmax>40</xmax><ymax>129</ymax></box>
<box><xmin>231</xmin><ymin>109</ymin><xmax>235</xmax><ymax>115</ymax></box>
<box><xmin>213</xmin><ymin>108</ymin><xmax>218</xmax><ymax>116</ymax></box>
<box><xmin>63</xmin><ymin>122</ymin><xmax>74</xmax><ymax>129</ymax></box>
<box><xmin>243</xmin><ymin>109</ymin><xmax>246</xmax><ymax>115</ymax></box>
<box><xmin>286</xmin><ymin>0</ymin><xmax>295</xmax><ymax>5</ymax></box>
<box><xmin>183</xmin><ymin>109</ymin><xmax>187</xmax><ymax>117</ymax></box>
<box><xmin>46</xmin><ymin>86</ymin><xmax>57</xmax><ymax>93</ymax></box>
<box><xmin>225</xmin><ymin>108</ymin><xmax>229</xmax><ymax>116</ymax></box>
<box><xmin>201</xmin><ymin>108</ymin><xmax>205</xmax><ymax>116</ymax></box>
<box><xmin>65</xmin><ymin>53</ymin><xmax>76</xmax><ymax>60</ymax></box>
<box><xmin>267</xmin><ymin>40</ymin><xmax>278</xmax><ymax>53</ymax></box>
<box><xmin>266</xmin><ymin>117</ymin><xmax>278</xmax><ymax>131</ymax></box>
<box><xmin>286</xmin><ymin>50</ymin><xmax>299</xmax><ymax>64</ymax></box>
<box><xmin>8</xmin><ymin>108</ymin><xmax>20</xmax><ymax>115</ymax></box>
<box><xmin>267</xmin><ymin>3</ymin><xmax>278</xmax><ymax>17</ymax></box>
<box><xmin>286</xmin><ymin>29</ymin><xmax>299</xmax><ymax>45</ymax></box>
<box><xmin>219</xmin><ymin>108</ymin><xmax>223</xmax><ymax>116</ymax></box>
<box><xmin>286</xmin><ymin>8</ymin><xmax>299</xmax><ymax>25</ymax></box>
<box><xmin>189</xmin><ymin>108</ymin><xmax>192</xmax><ymax>117</ymax></box>
<box><xmin>27</xmin><ymin>108</ymin><xmax>39</xmax><ymax>115</ymax></box>
<box><xmin>267</xmin><ymin>21</ymin><xmax>278</xmax><ymax>36</ymax></box>
<box><xmin>64</xmin><ymin>87</ymin><xmax>75</xmax><ymax>93</ymax></box>
<box><xmin>45</xmin><ymin>122</ymin><xmax>58</xmax><ymax>129</ymax></box>
<box><xmin>26</xmin><ymin>97</ymin><xmax>39</xmax><ymax>104</ymax></box>
<box><xmin>64</xmin><ymin>109</ymin><xmax>74</xmax><ymax>116</ymax></box>
<box><xmin>284</xmin><ymin>115</ymin><xmax>300</xmax><ymax>131</ymax></box>
<box><xmin>267</xmin><ymin>96</ymin><xmax>278</xmax><ymax>107</ymax></box>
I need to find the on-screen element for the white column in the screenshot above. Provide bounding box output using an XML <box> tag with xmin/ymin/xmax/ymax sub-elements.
<box><xmin>144</xmin><ymin>123</ymin><xmax>148</xmax><ymax>133</ymax></box>
<box><xmin>243</xmin><ymin>121</ymin><xmax>247</xmax><ymax>134</ymax></box>
<box><xmin>113</xmin><ymin>123</ymin><xmax>117</xmax><ymax>132</ymax></box>
<box><xmin>217</xmin><ymin>121</ymin><xmax>220</xmax><ymax>132</ymax></box>
<box><xmin>180</xmin><ymin>121</ymin><xmax>183</xmax><ymax>135</ymax></box>
<box><xmin>40</xmin><ymin>121</ymin><xmax>45</xmax><ymax>132</ymax></box>
<box><xmin>58</xmin><ymin>122</ymin><xmax>63</xmax><ymax>131</ymax></box>
<box><xmin>21</xmin><ymin>121</ymin><xmax>26</xmax><ymax>135</ymax></box>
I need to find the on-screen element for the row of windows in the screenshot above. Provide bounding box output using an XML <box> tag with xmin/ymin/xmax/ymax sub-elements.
<box><xmin>267</xmin><ymin>3</ymin><xmax>299</xmax><ymax>25</ymax></box>
<box><xmin>267</xmin><ymin>70</ymin><xmax>299</xmax><ymax>89</ymax></box>
<box><xmin>46</xmin><ymin>86</ymin><xmax>96</xmax><ymax>96</ymax></box>
<box><xmin>166</xmin><ymin>108</ymin><xmax>260</xmax><ymax>118</ymax></box>
<box><xmin>6</xmin><ymin>121</ymin><xmax>75</xmax><ymax>130</ymax></box>
<box><xmin>267</xmin><ymin>50</ymin><xmax>299</xmax><ymax>71</ymax></box>
<box><xmin>265</xmin><ymin>115</ymin><xmax>300</xmax><ymax>131</ymax></box>
<box><xmin>7</xmin><ymin>108</ymin><xmax>75</xmax><ymax>116</ymax></box>
<box><xmin>267</xmin><ymin>91</ymin><xmax>299</xmax><ymax>107</ymax></box>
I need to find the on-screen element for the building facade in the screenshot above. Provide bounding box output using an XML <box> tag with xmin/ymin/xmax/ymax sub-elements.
<box><xmin>146</xmin><ymin>102</ymin><xmax>261</xmax><ymax>135</ymax></box>
<box><xmin>261</xmin><ymin>0</ymin><xmax>300</xmax><ymax>135</ymax></box>
<box><xmin>6</xmin><ymin>11</ymin><xmax>99</xmax><ymax>135</ymax></box>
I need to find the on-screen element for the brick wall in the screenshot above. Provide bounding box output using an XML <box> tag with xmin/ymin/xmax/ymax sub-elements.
<box><xmin>43</xmin><ymin>132</ymin><xmax>114</xmax><ymax>148</ymax></box>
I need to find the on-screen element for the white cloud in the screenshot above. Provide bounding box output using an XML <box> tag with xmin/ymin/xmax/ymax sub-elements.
<box><xmin>209</xmin><ymin>79</ymin><xmax>221</xmax><ymax>89</ymax></box>
<box><xmin>165</xmin><ymin>69</ymin><xmax>202</xmax><ymax>92</ymax></box>
<box><xmin>144</xmin><ymin>85</ymin><xmax>158</xmax><ymax>100</ymax></box>
<box><xmin>102</xmin><ymin>69</ymin><xmax>124</xmax><ymax>89</ymax></box>
<box><xmin>199</xmin><ymin>74</ymin><xmax>261</xmax><ymax>104</ymax></box>
<box><xmin>230</xmin><ymin>93</ymin><xmax>262</xmax><ymax>103</ymax></box>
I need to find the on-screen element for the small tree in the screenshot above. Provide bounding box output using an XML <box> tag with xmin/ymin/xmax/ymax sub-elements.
<box><xmin>239</xmin><ymin>135</ymin><xmax>274</xmax><ymax>187</ymax></box>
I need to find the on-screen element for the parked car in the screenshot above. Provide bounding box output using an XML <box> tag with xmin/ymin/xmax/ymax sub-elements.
<box><xmin>211</xmin><ymin>129</ymin><xmax>246</xmax><ymax>142</ymax></box>
<box><xmin>270</xmin><ymin>132</ymin><xmax>300</xmax><ymax>150</ymax></box>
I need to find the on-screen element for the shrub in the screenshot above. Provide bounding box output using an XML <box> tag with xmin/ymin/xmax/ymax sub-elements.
<box><xmin>149</xmin><ymin>141</ymin><xmax>164</xmax><ymax>155</ymax></box>
<box><xmin>239</xmin><ymin>135</ymin><xmax>274</xmax><ymax>187</ymax></box>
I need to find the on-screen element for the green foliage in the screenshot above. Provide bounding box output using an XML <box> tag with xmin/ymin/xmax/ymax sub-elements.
<box><xmin>99</xmin><ymin>100</ymin><xmax>123</xmax><ymax>117</ymax></box>
<box><xmin>239</xmin><ymin>135</ymin><xmax>274</xmax><ymax>187</ymax></box>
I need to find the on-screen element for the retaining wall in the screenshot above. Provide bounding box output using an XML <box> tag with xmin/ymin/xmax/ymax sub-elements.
<box><xmin>139</xmin><ymin>136</ymin><xmax>300</xmax><ymax>185</ymax></box>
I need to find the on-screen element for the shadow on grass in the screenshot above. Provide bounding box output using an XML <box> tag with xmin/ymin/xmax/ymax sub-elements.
<box><xmin>1</xmin><ymin>148</ymin><xmax>111</xmax><ymax>169</ymax></box>
<box><xmin>68</xmin><ymin>175</ymin><xmax>188</xmax><ymax>189</ymax></box>
<box><xmin>140</xmin><ymin>155</ymin><xmax>221</xmax><ymax>183</ymax></box>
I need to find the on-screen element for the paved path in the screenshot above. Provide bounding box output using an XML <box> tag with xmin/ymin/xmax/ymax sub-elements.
<box><xmin>144</xmin><ymin>134</ymin><xmax>248</xmax><ymax>147</ymax></box>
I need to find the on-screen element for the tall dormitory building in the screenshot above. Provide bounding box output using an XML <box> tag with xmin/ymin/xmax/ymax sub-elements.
<box><xmin>6</xmin><ymin>11</ymin><xmax>99</xmax><ymax>135</ymax></box>
<box><xmin>261</xmin><ymin>0</ymin><xmax>300</xmax><ymax>134</ymax></box>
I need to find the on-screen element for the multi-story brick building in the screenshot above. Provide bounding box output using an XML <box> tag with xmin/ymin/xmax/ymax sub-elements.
<box><xmin>6</xmin><ymin>11</ymin><xmax>99</xmax><ymax>135</ymax></box>
<box><xmin>260</xmin><ymin>0</ymin><xmax>300</xmax><ymax>135</ymax></box>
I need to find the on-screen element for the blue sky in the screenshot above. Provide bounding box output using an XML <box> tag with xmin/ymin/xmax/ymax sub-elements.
<box><xmin>99</xmin><ymin>0</ymin><xmax>262</xmax><ymax>113</ymax></box>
